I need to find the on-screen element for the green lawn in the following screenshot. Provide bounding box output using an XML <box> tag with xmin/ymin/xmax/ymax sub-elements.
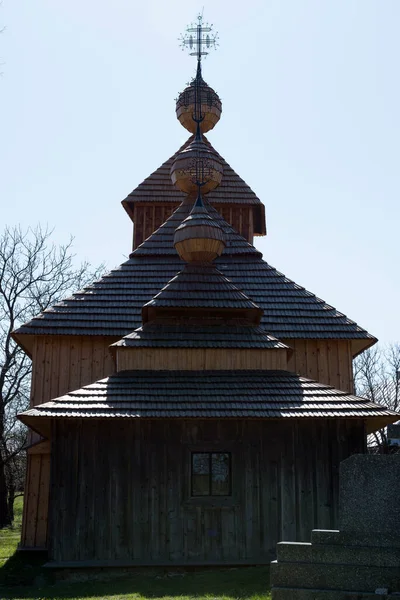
<box><xmin>0</xmin><ymin>495</ymin><xmax>24</xmax><ymax>565</ymax></box>
<box><xmin>0</xmin><ymin>496</ymin><xmax>271</xmax><ymax>600</ymax></box>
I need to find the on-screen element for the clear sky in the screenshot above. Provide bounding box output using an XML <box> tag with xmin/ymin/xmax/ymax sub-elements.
<box><xmin>1</xmin><ymin>0</ymin><xmax>399</xmax><ymax>344</ymax></box>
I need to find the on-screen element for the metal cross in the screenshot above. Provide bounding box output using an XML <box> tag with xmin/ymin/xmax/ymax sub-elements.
<box><xmin>179</xmin><ymin>14</ymin><xmax>219</xmax><ymax>62</ymax></box>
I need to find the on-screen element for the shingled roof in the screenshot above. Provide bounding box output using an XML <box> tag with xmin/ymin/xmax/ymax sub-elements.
<box><xmin>143</xmin><ymin>263</ymin><xmax>261</xmax><ymax>311</ymax></box>
<box><xmin>13</xmin><ymin>213</ymin><xmax>376</xmax><ymax>356</ymax></box>
<box><xmin>112</xmin><ymin>323</ymin><xmax>287</xmax><ymax>349</ymax></box>
<box><xmin>133</xmin><ymin>198</ymin><xmax>260</xmax><ymax>257</ymax></box>
<box><xmin>122</xmin><ymin>136</ymin><xmax>266</xmax><ymax>235</ymax></box>
<box><xmin>19</xmin><ymin>370</ymin><xmax>398</xmax><ymax>435</ymax></box>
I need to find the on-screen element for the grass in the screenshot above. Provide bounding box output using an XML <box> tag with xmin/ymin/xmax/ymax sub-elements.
<box><xmin>0</xmin><ymin>496</ymin><xmax>271</xmax><ymax>600</ymax></box>
<box><xmin>0</xmin><ymin>495</ymin><xmax>24</xmax><ymax>565</ymax></box>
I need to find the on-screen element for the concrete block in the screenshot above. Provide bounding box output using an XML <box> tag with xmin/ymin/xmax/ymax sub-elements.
<box><xmin>271</xmin><ymin>588</ymin><xmax>386</xmax><ymax>600</ymax></box>
<box><xmin>270</xmin><ymin>560</ymin><xmax>400</xmax><ymax>593</ymax></box>
<box><xmin>277</xmin><ymin>542</ymin><xmax>312</xmax><ymax>563</ymax></box>
<box><xmin>272</xmin><ymin>455</ymin><xmax>400</xmax><ymax>600</ymax></box>
<box><xmin>310</xmin><ymin>544</ymin><xmax>400</xmax><ymax>567</ymax></box>
<box><xmin>311</xmin><ymin>529</ymin><xmax>400</xmax><ymax>549</ymax></box>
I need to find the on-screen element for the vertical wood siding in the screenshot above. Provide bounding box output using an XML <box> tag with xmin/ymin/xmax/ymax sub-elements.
<box><xmin>283</xmin><ymin>339</ymin><xmax>354</xmax><ymax>393</ymax></box>
<box><xmin>50</xmin><ymin>418</ymin><xmax>365</xmax><ymax>564</ymax></box>
<box><xmin>22</xmin><ymin>336</ymin><xmax>355</xmax><ymax>550</ymax></box>
<box><xmin>21</xmin><ymin>336</ymin><xmax>117</xmax><ymax>549</ymax></box>
<box><xmin>117</xmin><ymin>347</ymin><xmax>288</xmax><ymax>371</ymax></box>
<box><xmin>133</xmin><ymin>204</ymin><xmax>178</xmax><ymax>249</ymax></box>
<box><xmin>132</xmin><ymin>204</ymin><xmax>255</xmax><ymax>249</ymax></box>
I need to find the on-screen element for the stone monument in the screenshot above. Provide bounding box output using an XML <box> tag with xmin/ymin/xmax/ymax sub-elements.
<box><xmin>271</xmin><ymin>454</ymin><xmax>400</xmax><ymax>599</ymax></box>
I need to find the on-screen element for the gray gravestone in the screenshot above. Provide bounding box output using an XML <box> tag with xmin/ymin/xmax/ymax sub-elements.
<box><xmin>339</xmin><ymin>454</ymin><xmax>400</xmax><ymax>535</ymax></box>
<box><xmin>271</xmin><ymin>453</ymin><xmax>400</xmax><ymax>599</ymax></box>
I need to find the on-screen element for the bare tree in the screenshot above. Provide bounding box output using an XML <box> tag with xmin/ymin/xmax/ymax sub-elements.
<box><xmin>354</xmin><ymin>344</ymin><xmax>400</xmax><ymax>453</ymax></box>
<box><xmin>0</xmin><ymin>225</ymin><xmax>103</xmax><ymax>527</ymax></box>
<box><xmin>4</xmin><ymin>427</ymin><xmax>26</xmax><ymax>522</ymax></box>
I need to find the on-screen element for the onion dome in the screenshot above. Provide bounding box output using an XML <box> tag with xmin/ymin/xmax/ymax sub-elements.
<box><xmin>176</xmin><ymin>76</ymin><xmax>222</xmax><ymax>134</ymax></box>
<box><xmin>170</xmin><ymin>134</ymin><xmax>223</xmax><ymax>195</ymax></box>
<box><xmin>174</xmin><ymin>194</ymin><xmax>225</xmax><ymax>262</ymax></box>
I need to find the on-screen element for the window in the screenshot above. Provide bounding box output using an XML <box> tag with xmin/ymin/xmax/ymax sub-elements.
<box><xmin>191</xmin><ymin>452</ymin><xmax>231</xmax><ymax>496</ymax></box>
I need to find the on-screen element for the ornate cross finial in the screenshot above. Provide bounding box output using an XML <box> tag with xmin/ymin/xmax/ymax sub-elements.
<box><xmin>174</xmin><ymin>14</ymin><xmax>222</xmax><ymax>204</ymax></box>
<box><xmin>179</xmin><ymin>13</ymin><xmax>219</xmax><ymax>63</ymax></box>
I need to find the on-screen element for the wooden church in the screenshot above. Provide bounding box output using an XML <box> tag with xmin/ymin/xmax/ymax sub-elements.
<box><xmin>16</xmin><ymin>18</ymin><xmax>398</xmax><ymax>567</ymax></box>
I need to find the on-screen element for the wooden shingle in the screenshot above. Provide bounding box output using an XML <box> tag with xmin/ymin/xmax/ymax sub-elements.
<box><xmin>20</xmin><ymin>370</ymin><xmax>398</xmax><ymax>432</ymax></box>
<box><xmin>113</xmin><ymin>323</ymin><xmax>287</xmax><ymax>349</ymax></box>
<box><xmin>122</xmin><ymin>135</ymin><xmax>266</xmax><ymax>235</ymax></box>
<box><xmin>13</xmin><ymin>195</ymin><xmax>376</xmax><ymax>355</ymax></box>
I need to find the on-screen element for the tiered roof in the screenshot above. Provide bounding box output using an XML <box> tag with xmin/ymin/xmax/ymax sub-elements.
<box><xmin>143</xmin><ymin>263</ymin><xmax>261</xmax><ymax>312</ymax></box>
<box><xmin>13</xmin><ymin>201</ymin><xmax>376</xmax><ymax>355</ymax></box>
<box><xmin>17</xmin><ymin>31</ymin><xmax>398</xmax><ymax>436</ymax></box>
<box><xmin>20</xmin><ymin>370</ymin><xmax>398</xmax><ymax>435</ymax></box>
<box><xmin>112</xmin><ymin>323</ymin><xmax>287</xmax><ymax>349</ymax></box>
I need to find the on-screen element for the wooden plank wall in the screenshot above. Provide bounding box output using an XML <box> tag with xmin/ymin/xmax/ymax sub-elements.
<box><xmin>22</xmin><ymin>336</ymin><xmax>355</xmax><ymax>550</ymax></box>
<box><xmin>50</xmin><ymin>418</ymin><xmax>365</xmax><ymax>565</ymax></box>
<box><xmin>30</xmin><ymin>336</ymin><xmax>117</xmax><ymax>408</ymax></box>
<box><xmin>133</xmin><ymin>204</ymin><xmax>178</xmax><ymax>249</ymax></box>
<box><xmin>21</xmin><ymin>335</ymin><xmax>117</xmax><ymax>549</ymax></box>
<box><xmin>117</xmin><ymin>347</ymin><xmax>288</xmax><ymax>371</ymax></box>
<box><xmin>132</xmin><ymin>204</ymin><xmax>254</xmax><ymax>249</ymax></box>
<box><xmin>283</xmin><ymin>339</ymin><xmax>354</xmax><ymax>393</ymax></box>
<box><xmin>214</xmin><ymin>205</ymin><xmax>253</xmax><ymax>244</ymax></box>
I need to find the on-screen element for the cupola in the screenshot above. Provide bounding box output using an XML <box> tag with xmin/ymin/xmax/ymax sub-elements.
<box><xmin>174</xmin><ymin>193</ymin><xmax>225</xmax><ymax>262</ymax></box>
<box><xmin>170</xmin><ymin>132</ymin><xmax>223</xmax><ymax>194</ymax></box>
<box><xmin>176</xmin><ymin>67</ymin><xmax>222</xmax><ymax>134</ymax></box>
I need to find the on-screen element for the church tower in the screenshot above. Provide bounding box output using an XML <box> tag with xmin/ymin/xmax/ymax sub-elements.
<box><xmin>16</xmin><ymin>15</ymin><xmax>398</xmax><ymax>563</ymax></box>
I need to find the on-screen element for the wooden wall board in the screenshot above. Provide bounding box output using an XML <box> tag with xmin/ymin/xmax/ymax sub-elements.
<box><xmin>132</xmin><ymin>204</ymin><xmax>255</xmax><ymax>249</ymax></box>
<box><xmin>35</xmin><ymin>453</ymin><xmax>50</xmax><ymax>547</ymax></box>
<box><xmin>27</xmin><ymin>440</ymin><xmax>50</xmax><ymax>455</ymax></box>
<box><xmin>283</xmin><ymin>339</ymin><xmax>354</xmax><ymax>393</ymax></box>
<box><xmin>23</xmin><ymin>453</ymin><xmax>42</xmax><ymax>548</ymax></box>
<box><xmin>20</xmin><ymin>335</ymin><xmax>118</xmax><ymax>550</ymax></box>
<box><xmin>116</xmin><ymin>347</ymin><xmax>288</xmax><ymax>371</ymax></box>
<box><xmin>49</xmin><ymin>418</ymin><xmax>365</xmax><ymax>565</ymax></box>
<box><xmin>22</xmin><ymin>335</ymin><xmax>356</xmax><ymax>551</ymax></box>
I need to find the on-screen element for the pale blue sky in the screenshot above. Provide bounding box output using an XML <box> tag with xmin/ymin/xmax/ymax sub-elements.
<box><xmin>1</xmin><ymin>1</ymin><xmax>399</xmax><ymax>343</ymax></box>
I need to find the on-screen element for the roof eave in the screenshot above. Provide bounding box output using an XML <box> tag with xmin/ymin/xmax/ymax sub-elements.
<box><xmin>122</xmin><ymin>197</ymin><xmax>267</xmax><ymax>237</ymax></box>
<box><xmin>18</xmin><ymin>413</ymin><xmax>399</xmax><ymax>430</ymax></box>
<box><xmin>11</xmin><ymin>331</ymin><xmax>34</xmax><ymax>358</ymax></box>
<box><xmin>366</xmin><ymin>414</ymin><xmax>399</xmax><ymax>435</ymax></box>
<box><xmin>18</xmin><ymin>413</ymin><xmax>51</xmax><ymax>439</ymax></box>
<box><xmin>121</xmin><ymin>198</ymin><xmax>135</xmax><ymax>223</ymax></box>
<box><xmin>352</xmin><ymin>336</ymin><xmax>378</xmax><ymax>358</ymax></box>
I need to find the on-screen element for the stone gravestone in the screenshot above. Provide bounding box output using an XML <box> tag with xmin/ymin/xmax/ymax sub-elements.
<box><xmin>271</xmin><ymin>454</ymin><xmax>400</xmax><ymax>599</ymax></box>
<box><xmin>387</xmin><ymin>424</ymin><xmax>400</xmax><ymax>449</ymax></box>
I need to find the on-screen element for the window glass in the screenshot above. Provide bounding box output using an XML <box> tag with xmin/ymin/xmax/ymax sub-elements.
<box><xmin>211</xmin><ymin>453</ymin><xmax>230</xmax><ymax>496</ymax></box>
<box><xmin>192</xmin><ymin>453</ymin><xmax>210</xmax><ymax>496</ymax></box>
<box><xmin>191</xmin><ymin>452</ymin><xmax>231</xmax><ymax>497</ymax></box>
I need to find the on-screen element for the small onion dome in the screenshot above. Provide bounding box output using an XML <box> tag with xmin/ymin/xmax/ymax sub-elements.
<box><xmin>170</xmin><ymin>136</ymin><xmax>223</xmax><ymax>195</ymax></box>
<box><xmin>176</xmin><ymin>80</ymin><xmax>222</xmax><ymax>134</ymax></box>
<box><xmin>174</xmin><ymin>194</ymin><xmax>225</xmax><ymax>263</ymax></box>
